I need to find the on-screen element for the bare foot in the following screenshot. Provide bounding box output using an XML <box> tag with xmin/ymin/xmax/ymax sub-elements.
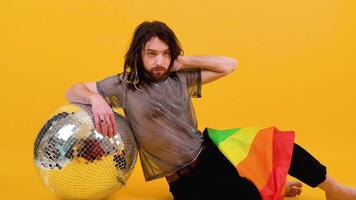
<box><xmin>325</xmin><ymin>185</ymin><xmax>356</xmax><ymax>200</ymax></box>
<box><xmin>285</xmin><ymin>180</ymin><xmax>303</xmax><ymax>197</ymax></box>
<box><xmin>319</xmin><ymin>175</ymin><xmax>356</xmax><ymax>200</ymax></box>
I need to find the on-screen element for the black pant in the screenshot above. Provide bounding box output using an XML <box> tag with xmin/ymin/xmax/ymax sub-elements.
<box><xmin>168</xmin><ymin>129</ymin><xmax>327</xmax><ymax>200</ymax></box>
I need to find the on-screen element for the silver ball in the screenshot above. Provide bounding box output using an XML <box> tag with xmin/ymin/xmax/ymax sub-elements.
<box><xmin>34</xmin><ymin>104</ymin><xmax>138</xmax><ymax>200</ymax></box>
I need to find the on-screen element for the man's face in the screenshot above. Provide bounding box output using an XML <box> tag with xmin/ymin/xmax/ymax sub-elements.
<box><xmin>141</xmin><ymin>36</ymin><xmax>171</xmax><ymax>81</ymax></box>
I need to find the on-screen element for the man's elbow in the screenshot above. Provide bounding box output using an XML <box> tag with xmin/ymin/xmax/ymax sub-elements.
<box><xmin>231</xmin><ymin>58</ymin><xmax>238</xmax><ymax>71</ymax></box>
<box><xmin>65</xmin><ymin>86</ymin><xmax>74</xmax><ymax>102</ymax></box>
<box><xmin>223</xmin><ymin>58</ymin><xmax>238</xmax><ymax>74</ymax></box>
<box><xmin>65</xmin><ymin>84</ymin><xmax>81</xmax><ymax>103</ymax></box>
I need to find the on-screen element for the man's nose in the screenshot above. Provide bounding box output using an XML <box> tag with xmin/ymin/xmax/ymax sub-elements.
<box><xmin>155</xmin><ymin>55</ymin><xmax>163</xmax><ymax>65</ymax></box>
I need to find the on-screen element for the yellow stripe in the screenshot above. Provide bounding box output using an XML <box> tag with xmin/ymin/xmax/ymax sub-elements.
<box><xmin>218</xmin><ymin>127</ymin><xmax>260</xmax><ymax>166</ymax></box>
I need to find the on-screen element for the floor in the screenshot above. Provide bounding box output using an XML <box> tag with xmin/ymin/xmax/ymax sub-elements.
<box><xmin>2</xmin><ymin>144</ymin><xmax>355</xmax><ymax>200</ymax></box>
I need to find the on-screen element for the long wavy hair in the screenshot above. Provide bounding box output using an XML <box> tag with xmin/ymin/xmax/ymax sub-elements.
<box><xmin>120</xmin><ymin>21</ymin><xmax>183</xmax><ymax>89</ymax></box>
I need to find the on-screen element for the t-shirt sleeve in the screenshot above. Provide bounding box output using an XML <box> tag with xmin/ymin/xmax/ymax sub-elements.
<box><xmin>177</xmin><ymin>68</ymin><xmax>202</xmax><ymax>98</ymax></box>
<box><xmin>96</xmin><ymin>74</ymin><xmax>126</xmax><ymax>108</ymax></box>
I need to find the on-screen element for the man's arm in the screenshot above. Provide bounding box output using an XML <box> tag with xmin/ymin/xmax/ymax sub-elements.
<box><xmin>65</xmin><ymin>82</ymin><xmax>117</xmax><ymax>138</ymax></box>
<box><xmin>66</xmin><ymin>82</ymin><xmax>99</xmax><ymax>104</ymax></box>
<box><xmin>171</xmin><ymin>55</ymin><xmax>237</xmax><ymax>84</ymax></box>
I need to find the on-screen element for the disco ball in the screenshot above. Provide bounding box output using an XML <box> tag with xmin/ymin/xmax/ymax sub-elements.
<box><xmin>34</xmin><ymin>104</ymin><xmax>138</xmax><ymax>200</ymax></box>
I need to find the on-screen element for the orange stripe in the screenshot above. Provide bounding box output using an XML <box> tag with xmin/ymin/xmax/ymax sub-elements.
<box><xmin>236</xmin><ymin>127</ymin><xmax>274</xmax><ymax>190</ymax></box>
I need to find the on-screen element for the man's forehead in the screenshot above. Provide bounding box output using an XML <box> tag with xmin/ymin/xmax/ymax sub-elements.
<box><xmin>143</xmin><ymin>37</ymin><xmax>170</xmax><ymax>52</ymax></box>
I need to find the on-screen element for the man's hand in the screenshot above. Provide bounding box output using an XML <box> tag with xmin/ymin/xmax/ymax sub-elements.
<box><xmin>90</xmin><ymin>94</ymin><xmax>117</xmax><ymax>138</ymax></box>
<box><xmin>170</xmin><ymin>55</ymin><xmax>185</xmax><ymax>72</ymax></box>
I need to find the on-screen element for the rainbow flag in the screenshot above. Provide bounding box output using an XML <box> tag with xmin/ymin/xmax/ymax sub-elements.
<box><xmin>207</xmin><ymin>127</ymin><xmax>295</xmax><ymax>200</ymax></box>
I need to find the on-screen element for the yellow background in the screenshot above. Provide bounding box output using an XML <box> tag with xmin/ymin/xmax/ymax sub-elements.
<box><xmin>1</xmin><ymin>0</ymin><xmax>355</xmax><ymax>199</ymax></box>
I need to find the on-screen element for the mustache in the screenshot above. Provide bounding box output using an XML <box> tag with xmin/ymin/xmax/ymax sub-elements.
<box><xmin>151</xmin><ymin>66</ymin><xmax>167</xmax><ymax>71</ymax></box>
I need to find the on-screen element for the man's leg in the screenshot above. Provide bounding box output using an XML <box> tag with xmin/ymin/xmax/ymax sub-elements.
<box><xmin>289</xmin><ymin>143</ymin><xmax>356</xmax><ymax>200</ymax></box>
<box><xmin>168</xmin><ymin>130</ymin><xmax>262</xmax><ymax>200</ymax></box>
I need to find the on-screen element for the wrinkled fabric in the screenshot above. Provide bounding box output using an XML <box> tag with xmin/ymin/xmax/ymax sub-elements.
<box><xmin>96</xmin><ymin>68</ymin><xmax>204</xmax><ymax>181</ymax></box>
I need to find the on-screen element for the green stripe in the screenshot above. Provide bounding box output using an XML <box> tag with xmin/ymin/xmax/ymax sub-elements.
<box><xmin>207</xmin><ymin>128</ymin><xmax>241</xmax><ymax>146</ymax></box>
<box><xmin>219</xmin><ymin>127</ymin><xmax>260</xmax><ymax>165</ymax></box>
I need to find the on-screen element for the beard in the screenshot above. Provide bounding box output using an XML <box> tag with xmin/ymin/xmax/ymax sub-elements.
<box><xmin>146</xmin><ymin>66</ymin><xmax>169</xmax><ymax>81</ymax></box>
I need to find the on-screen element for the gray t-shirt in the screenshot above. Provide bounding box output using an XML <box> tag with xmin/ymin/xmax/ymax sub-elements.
<box><xmin>96</xmin><ymin>68</ymin><xmax>203</xmax><ymax>181</ymax></box>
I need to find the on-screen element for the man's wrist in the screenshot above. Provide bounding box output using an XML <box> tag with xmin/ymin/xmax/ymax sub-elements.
<box><xmin>178</xmin><ymin>55</ymin><xmax>187</xmax><ymax>69</ymax></box>
<box><xmin>179</xmin><ymin>56</ymin><xmax>203</xmax><ymax>70</ymax></box>
<box><xmin>89</xmin><ymin>93</ymin><xmax>103</xmax><ymax>104</ymax></box>
<box><xmin>180</xmin><ymin>55</ymin><xmax>190</xmax><ymax>67</ymax></box>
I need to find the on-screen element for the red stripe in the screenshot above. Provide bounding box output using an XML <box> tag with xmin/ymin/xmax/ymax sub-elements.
<box><xmin>260</xmin><ymin>128</ymin><xmax>295</xmax><ymax>200</ymax></box>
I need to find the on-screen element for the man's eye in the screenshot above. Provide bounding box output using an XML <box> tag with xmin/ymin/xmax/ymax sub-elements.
<box><xmin>148</xmin><ymin>52</ymin><xmax>155</xmax><ymax>56</ymax></box>
<box><xmin>164</xmin><ymin>52</ymin><xmax>171</xmax><ymax>56</ymax></box>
